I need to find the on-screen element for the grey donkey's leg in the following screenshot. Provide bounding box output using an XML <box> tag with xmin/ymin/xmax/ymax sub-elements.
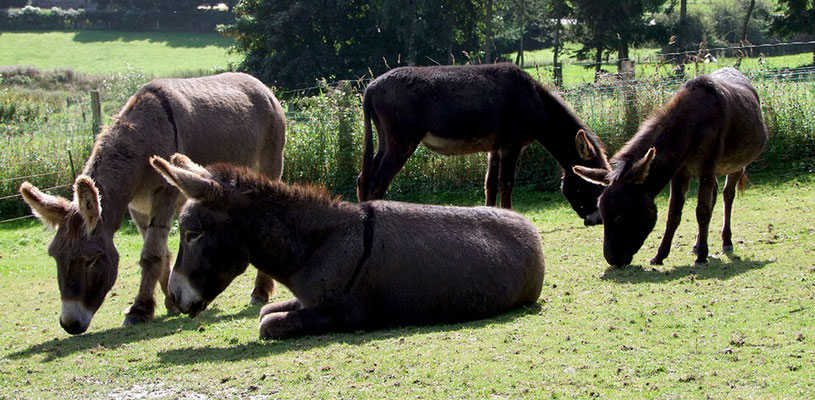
<box><xmin>123</xmin><ymin>187</ymin><xmax>179</xmax><ymax>325</ymax></box>
<box><xmin>651</xmin><ymin>170</ymin><xmax>691</xmax><ymax>265</ymax></box>
<box><xmin>721</xmin><ymin>169</ymin><xmax>744</xmax><ymax>253</ymax></box>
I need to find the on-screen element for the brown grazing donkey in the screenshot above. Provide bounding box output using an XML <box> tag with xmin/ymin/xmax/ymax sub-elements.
<box><xmin>356</xmin><ymin>63</ymin><xmax>609</xmax><ymax>225</ymax></box>
<box><xmin>20</xmin><ymin>73</ymin><xmax>286</xmax><ymax>334</ymax></box>
<box><xmin>574</xmin><ymin>68</ymin><xmax>767</xmax><ymax>267</ymax></box>
<box><xmin>151</xmin><ymin>154</ymin><xmax>545</xmax><ymax>339</ymax></box>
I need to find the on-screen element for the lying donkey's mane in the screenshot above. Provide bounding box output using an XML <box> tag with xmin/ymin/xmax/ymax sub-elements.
<box><xmin>207</xmin><ymin>163</ymin><xmax>341</xmax><ymax>207</ymax></box>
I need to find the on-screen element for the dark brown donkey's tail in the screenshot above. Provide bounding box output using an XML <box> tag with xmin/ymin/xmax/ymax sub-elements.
<box><xmin>356</xmin><ymin>93</ymin><xmax>375</xmax><ymax>201</ymax></box>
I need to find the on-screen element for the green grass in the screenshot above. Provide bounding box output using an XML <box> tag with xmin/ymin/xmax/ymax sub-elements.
<box><xmin>1</xmin><ymin>173</ymin><xmax>814</xmax><ymax>398</ymax></box>
<box><xmin>0</xmin><ymin>31</ymin><xmax>236</xmax><ymax>76</ymax></box>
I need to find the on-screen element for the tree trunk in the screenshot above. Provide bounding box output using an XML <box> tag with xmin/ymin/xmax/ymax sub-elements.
<box><xmin>407</xmin><ymin>0</ymin><xmax>418</xmax><ymax>66</ymax></box>
<box><xmin>484</xmin><ymin>0</ymin><xmax>493</xmax><ymax>63</ymax></box>
<box><xmin>516</xmin><ymin>20</ymin><xmax>525</xmax><ymax>66</ymax></box>
<box><xmin>594</xmin><ymin>45</ymin><xmax>603</xmax><ymax>79</ymax></box>
<box><xmin>553</xmin><ymin>18</ymin><xmax>562</xmax><ymax>87</ymax></box>
<box><xmin>741</xmin><ymin>0</ymin><xmax>756</xmax><ymax>43</ymax></box>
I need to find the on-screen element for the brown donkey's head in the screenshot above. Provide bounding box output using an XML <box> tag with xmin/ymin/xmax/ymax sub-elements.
<box><xmin>150</xmin><ymin>154</ymin><xmax>252</xmax><ymax>317</ymax></box>
<box><xmin>573</xmin><ymin>148</ymin><xmax>659</xmax><ymax>267</ymax></box>
<box><xmin>20</xmin><ymin>177</ymin><xmax>118</xmax><ymax>334</ymax></box>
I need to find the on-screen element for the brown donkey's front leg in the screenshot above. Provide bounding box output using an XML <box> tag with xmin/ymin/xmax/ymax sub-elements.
<box><xmin>651</xmin><ymin>171</ymin><xmax>691</xmax><ymax>265</ymax></box>
<box><xmin>124</xmin><ymin>189</ymin><xmax>179</xmax><ymax>325</ymax></box>
<box><xmin>692</xmin><ymin>174</ymin><xmax>719</xmax><ymax>264</ymax></box>
<box><xmin>721</xmin><ymin>169</ymin><xmax>745</xmax><ymax>253</ymax></box>
<box><xmin>497</xmin><ymin>146</ymin><xmax>522</xmax><ymax>209</ymax></box>
<box><xmin>259</xmin><ymin>307</ymin><xmax>339</xmax><ymax>340</ymax></box>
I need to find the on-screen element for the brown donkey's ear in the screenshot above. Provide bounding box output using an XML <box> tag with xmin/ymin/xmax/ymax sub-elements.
<box><xmin>150</xmin><ymin>155</ymin><xmax>214</xmax><ymax>201</ymax></box>
<box><xmin>19</xmin><ymin>182</ymin><xmax>71</xmax><ymax>229</ymax></box>
<box><xmin>573</xmin><ymin>166</ymin><xmax>610</xmax><ymax>186</ymax></box>
<box><xmin>74</xmin><ymin>176</ymin><xmax>102</xmax><ymax>235</ymax></box>
<box><xmin>631</xmin><ymin>147</ymin><xmax>656</xmax><ymax>184</ymax></box>
<box><xmin>575</xmin><ymin>129</ymin><xmax>597</xmax><ymax>161</ymax></box>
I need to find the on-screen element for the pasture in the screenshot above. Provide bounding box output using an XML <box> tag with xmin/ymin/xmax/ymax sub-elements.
<box><xmin>1</xmin><ymin>174</ymin><xmax>814</xmax><ymax>398</ymax></box>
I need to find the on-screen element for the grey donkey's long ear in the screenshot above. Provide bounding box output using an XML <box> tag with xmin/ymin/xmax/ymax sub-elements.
<box><xmin>575</xmin><ymin>129</ymin><xmax>597</xmax><ymax>161</ymax></box>
<box><xmin>170</xmin><ymin>153</ymin><xmax>211</xmax><ymax>177</ymax></box>
<box><xmin>573</xmin><ymin>166</ymin><xmax>610</xmax><ymax>187</ymax></box>
<box><xmin>74</xmin><ymin>176</ymin><xmax>102</xmax><ymax>235</ymax></box>
<box><xmin>19</xmin><ymin>182</ymin><xmax>71</xmax><ymax>229</ymax></box>
<box><xmin>150</xmin><ymin>155</ymin><xmax>215</xmax><ymax>201</ymax></box>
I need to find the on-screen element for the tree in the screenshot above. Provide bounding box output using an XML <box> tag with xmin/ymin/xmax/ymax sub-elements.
<box><xmin>770</xmin><ymin>0</ymin><xmax>815</xmax><ymax>61</ymax></box>
<box><xmin>570</xmin><ymin>0</ymin><xmax>663</xmax><ymax>74</ymax></box>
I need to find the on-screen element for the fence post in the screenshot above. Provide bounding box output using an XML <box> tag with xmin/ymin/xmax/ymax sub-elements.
<box><xmin>90</xmin><ymin>90</ymin><xmax>102</xmax><ymax>139</ymax></box>
<box><xmin>620</xmin><ymin>60</ymin><xmax>638</xmax><ymax>136</ymax></box>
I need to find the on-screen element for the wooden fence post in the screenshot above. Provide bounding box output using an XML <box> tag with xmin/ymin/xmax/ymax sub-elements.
<box><xmin>620</xmin><ymin>60</ymin><xmax>639</xmax><ymax>136</ymax></box>
<box><xmin>90</xmin><ymin>90</ymin><xmax>102</xmax><ymax>139</ymax></box>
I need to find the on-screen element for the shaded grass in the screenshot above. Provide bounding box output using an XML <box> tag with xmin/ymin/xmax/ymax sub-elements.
<box><xmin>0</xmin><ymin>173</ymin><xmax>813</xmax><ymax>398</ymax></box>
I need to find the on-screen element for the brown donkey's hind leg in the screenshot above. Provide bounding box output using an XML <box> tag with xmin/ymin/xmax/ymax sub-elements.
<box><xmin>692</xmin><ymin>172</ymin><xmax>719</xmax><ymax>264</ymax></box>
<box><xmin>721</xmin><ymin>169</ymin><xmax>745</xmax><ymax>253</ymax></box>
<box><xmin>484</xmin><ymin>151</ymin><xmax>500</xmax><ymax>206</ymax></box>
<box><xmin>497</xmin><ymin>146</ymin><xmax>522</xmax><ymax>209</ymax></box>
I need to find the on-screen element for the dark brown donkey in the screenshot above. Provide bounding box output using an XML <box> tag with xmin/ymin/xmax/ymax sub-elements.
<box><xmin>574</xmin><ymin>68</ymin><xmax>767</xmax><ymax>267</ymax></box>
<box><xmin>151</xmin><ymin>154</ymin><xmax>545</xmax><ymax>339</ymax></box>
<box><xmin>356</xmin><ymin>63</ymin><xmax>609</xmax><ymax>225</ymax></box>
<box><xmin>19</xmin><ymin>72</ymin><xmax>286</xmax><ymax>334</ymax></box>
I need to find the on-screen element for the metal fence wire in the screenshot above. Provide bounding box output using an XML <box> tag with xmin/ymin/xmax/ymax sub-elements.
<box><xmin>2</xmin><ymin>46</ymin><xmax>814</xmax><ymax>223</ymax></box>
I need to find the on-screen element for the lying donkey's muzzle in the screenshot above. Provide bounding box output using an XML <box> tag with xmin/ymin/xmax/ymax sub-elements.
<box><xmin>169</xmin><ymin>272</ymin><xmax>208</xmax><ymax>317</ymax></box>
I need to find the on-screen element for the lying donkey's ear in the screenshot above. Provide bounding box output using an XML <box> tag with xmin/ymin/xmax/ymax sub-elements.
<box><xmin>573</xmin><ymin>166</ymin><xmax>610</xmax><ymax>187</ymax></box>
<box><xmin>19</xmin><ymin>182</ymin><xmax>71</xmax><ymax>229</ymax></box>
<box><xmin>150</xmin><ymin>155</ymin><xmax>215</xmax><ymax>201</ymax></box>
<box><xmin>170</xmin><ymin>153</ymin><xmax>211</xmax><ymax>177</ymax></box>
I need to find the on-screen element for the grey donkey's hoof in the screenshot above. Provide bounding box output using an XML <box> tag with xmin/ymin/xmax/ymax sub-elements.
<box><xmin>250</xmin><ymin>294</ymin><xmax>269</xmax><ymax>306</ymax></box>
<box><xmin>123</xmin><ymin>314</ymin><xmax>153</xmax><ymax>326</ymax></box>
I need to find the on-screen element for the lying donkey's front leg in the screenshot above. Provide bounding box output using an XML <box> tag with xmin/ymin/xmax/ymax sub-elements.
<box><xmin>259</xmin><ymin>298</ymin><xmax>301</xmax><ymax>320</ymax></box>
<box><xmin>259</xmin><ymin>307</ymin><xmax>338</xmax><ymax>340</ymax></box>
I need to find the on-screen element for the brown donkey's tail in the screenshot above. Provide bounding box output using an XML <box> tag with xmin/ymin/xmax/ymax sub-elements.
<box><xmin>356</xmin><ymin>93</ymin><xmax>375</xmax><ymax>201</ymax></box>
<box><xmin>738</xmin><ymin>172</ymin><xmax>750</xmax><ymax>194</ymax></box>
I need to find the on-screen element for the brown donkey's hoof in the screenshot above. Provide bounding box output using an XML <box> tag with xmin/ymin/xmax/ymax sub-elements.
<box><xmin>722</xmin><ymin>245</ymin><xmax>734</xmax><ymax>253</ymax></box>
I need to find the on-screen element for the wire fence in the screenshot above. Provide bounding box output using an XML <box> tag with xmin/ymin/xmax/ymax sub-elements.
<box><xmin>2</xmin><ymin>42</ymin><xmax>814</xmax><ymax>224</ymax></box>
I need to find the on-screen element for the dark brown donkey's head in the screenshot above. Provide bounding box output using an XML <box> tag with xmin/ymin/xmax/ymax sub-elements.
<box><xmin>563</xmin><ymin>129</ymin><xmax>608</xmax><ymax>226</ymax></box>
<box><xmin>573</xmin><ymin>148</ymin><xmax>658</xmax><ymax>267</ymax></box>
<box><xmin>20</xmin><ymin>178</ymin><xmax>118</xmax><ymax>334</ymax></box>
<box><xmin>149</xmin><ymin>155</ymin><xmax>253</xmax><ymax>317</ymax></box>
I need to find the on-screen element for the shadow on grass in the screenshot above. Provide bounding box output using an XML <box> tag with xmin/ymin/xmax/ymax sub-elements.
<box><xmin>155</xmin><ymin>303</ymin><xmax>543</xmax><ymax>365</ymax></box>
<box><xmin>601</xmin><ymin>255</ymin><xmax>773</xmax><ymax>284</ymax></box>
<box><xmin>70</xmin><ymin>30</ymin><xmax>232</xmax><ymax>49</ymax></box>
<box><xmin>6</xmin><ymin>305</ymin><xmax>260</xmax><ymax>362</ymax></box>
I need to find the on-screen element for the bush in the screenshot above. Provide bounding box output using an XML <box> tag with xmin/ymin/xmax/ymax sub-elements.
<box><xmin>0</xmin><ymin>8</ymin><xmax>234</xmax><ymax>32</ymax></box>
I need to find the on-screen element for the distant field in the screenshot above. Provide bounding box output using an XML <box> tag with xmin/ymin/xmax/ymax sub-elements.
<box><xmin>0</xmin><ymin>31</ymin><xmax>235</xmax><ymax>76</ymax></box>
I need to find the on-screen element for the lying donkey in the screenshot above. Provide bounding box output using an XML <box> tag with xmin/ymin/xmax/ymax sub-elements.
<box><xmin>151</xmin><ymin>154</ymin><xmax>545</xmax><ymax>339</ymax></box>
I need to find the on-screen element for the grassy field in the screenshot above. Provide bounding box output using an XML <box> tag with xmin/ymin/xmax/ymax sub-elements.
<box><xmin>0</xmin><ymin>31</ymin><xmax>235</xmax><ymax>76</ymax></box>
<box><xmin>0</xmin><ymin>173</ymin><xmax>813</xmax><ymax>398</ymax></box>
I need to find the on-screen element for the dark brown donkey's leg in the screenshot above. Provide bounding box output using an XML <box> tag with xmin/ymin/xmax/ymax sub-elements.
<box><xmin>367</xmin><ymin>131</ymin><xmax>420</xmax><ymax>200</ymax></box>
<box><xmin>651</xmin><ymin>170</ymin><xmax>691</xmax><ymax>265</ymax></box>
<box><xmin>721</xmin><ymin>169</ymin><xmax>745</xmax><ymax>253</ymax></box>
<box><xmin>484</xmin><ymin>150</ymin><xmax>500</xmax><ymax>206</ymax></box>
<box><xmin>124</xmin><ymin>187</ymin><xmax>178</xmax><ymax>325</ymax></box>
<box><xmin>497</xmin><ymin>146</ymin><xmax>522</xmax><ymax>209</ymax></box>
<box><xmin>692</xmin><ymin>173</ymin><xmax>719</xmax><ymax>264</ymax></box>
<box><xmin>259</xmin><ymin>307</ymin><xmax>339</xmax><ymax>340</ymax></box>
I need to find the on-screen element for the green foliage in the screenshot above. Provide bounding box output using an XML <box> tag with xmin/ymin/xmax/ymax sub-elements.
<box><xmin>770</xmin><ymin>0</ymin><xmax>815</xmax><ymax>38</ymax></box>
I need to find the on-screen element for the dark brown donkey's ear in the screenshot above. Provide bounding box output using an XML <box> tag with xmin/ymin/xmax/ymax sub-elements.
<box><xmin>631</xmin><ymin>147</ymin><xmax>656</xmax><ymax>184</ymax></box>
<box><xmin>573</xmin><ymin>166</ymin><xmax>610</xmax><ymax>187</ymax></box>
<box><xmin>150</xmin><ymin>155</ymin><xmax>215</xmax><ymax>201</ymax></box>
<box><xmin>19</xmin><ymin>182</ymin><xmax>72</xmax><ymax>229</ymax></box>
<box><xmin>74</xmin><ymin>176</ymin><xmax>102</xmax><ymax>235</ymax></box>
<box><xmin>575</xmin><ymin>129</ymin><xmax>597</xmax><ymax>161</ymax></box>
